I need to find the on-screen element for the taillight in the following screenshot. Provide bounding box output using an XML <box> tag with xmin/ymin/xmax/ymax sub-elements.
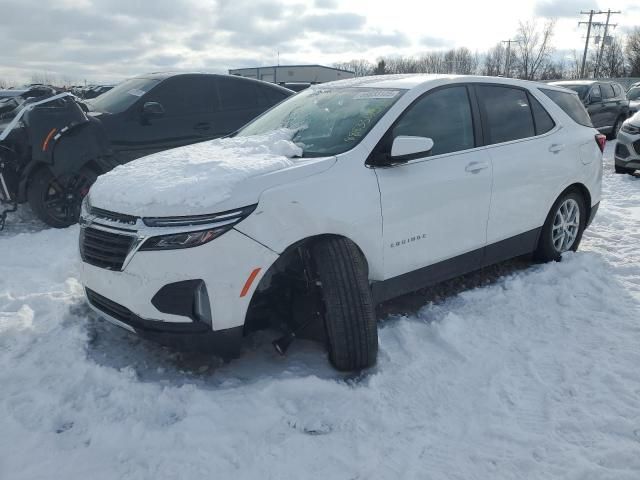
<box><xmin>595</xmin><ymin>134</ymin><xmax>606</xmax><ymax>153</ymax></box>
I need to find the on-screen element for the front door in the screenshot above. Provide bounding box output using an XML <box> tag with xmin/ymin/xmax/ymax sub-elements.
<box><xmin>373</xmin><ymin>85</ymin><xmax>492</xmax><ymax>280</ymax></box>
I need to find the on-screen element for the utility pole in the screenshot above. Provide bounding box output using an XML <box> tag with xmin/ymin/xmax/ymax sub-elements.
<box><xmin>594</xmin><ymin>9</ymin><xmax>620</xmax><ymax>78</ymax></box>
<box><xmin>501</xmin><ymin>39</ymin><xmax>518</xmax><ymax>77</ymax></box>
<box><xmin>579</xmin><ymin>10</ymin><xmax>595</xmax><ymax>78</ymax></box>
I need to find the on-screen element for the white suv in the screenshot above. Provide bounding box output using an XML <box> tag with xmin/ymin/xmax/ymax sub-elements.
<box><xmin>79</xmin><ymin>75</ymin><xmax>603</xmax><ymax>371</ymax></box>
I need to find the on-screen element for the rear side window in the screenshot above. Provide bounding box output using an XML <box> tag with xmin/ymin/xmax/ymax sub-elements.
<box><xmin>528</xmin><ymin>94</ymin><xmax>555</xmax><ymax>135</ymax></box>
<box><xmin>217</xmin><ymin>78</ymin><xmax>259</xmax><ymax>110</ymax></box>
<box><xmin>390</xmin><ymin>86</ymin><xmax>475</xmax><ymax>156</ymax></box>
<box><xmin>540</xmin><ymin>88</ymin><xmax>593</xmax><ymax>127</ymax></box>
<box><xmin>590</xmin><ymin>85</ymin><xmax>602</xmax><ymax>102</ymax></box>
<box><xmin>601</xmin><ymin>84</ymin><xmax>615</xmax><ymax>99</ymax></box>
<box><xmin>256</xmin><ymin>85</ymin><xmax>289</xmax><ymax>107</ymax></box>
<box><xmin>477</xmin><ymin>85</ymin><xmax>534</xmax><ymax>144</ymax></box>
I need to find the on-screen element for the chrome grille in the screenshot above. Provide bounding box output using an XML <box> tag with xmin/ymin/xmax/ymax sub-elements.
<box><xmin>80</xmin><ymin>227</ymin><xmax>135</xmax><ymax>271</ymax></box>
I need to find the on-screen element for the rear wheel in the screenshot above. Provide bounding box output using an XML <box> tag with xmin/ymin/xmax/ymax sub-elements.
<box><xmin>615</xmin><ymin>165</ymin><xmax>635</xmax><ymax>175</ymax></box>
<box><xmin>311</xmin><ymin>237</ymin><xmax>378</xmax><ymax>371</ymax></box>
<box><xmin>534</xmin><ymin>190</ymin><xmax>586</xmax><ymax>262</ymax></box>
<box><xmin>27</xmin><ymin>167</ymin><xmax>97</xmax><ymax>228</ymax></box>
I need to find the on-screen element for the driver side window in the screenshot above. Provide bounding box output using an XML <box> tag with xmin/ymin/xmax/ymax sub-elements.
<box><xmin>590</xmin><ymin>85</ymin><xmax>602</xmax><ymax>102</ymax></box>
<box><xmin>390</xmin><ymin>86</ymin><xmax>475</xmax><ymax>156</ymax></box>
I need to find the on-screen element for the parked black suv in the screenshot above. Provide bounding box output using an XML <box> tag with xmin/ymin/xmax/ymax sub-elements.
<box><xmin>550</xmin><ymin>80</ymin><xmax>630</xmax><ymax>139</ymax></box>
<box><xmin>0</xmin><ymin>73</ymin><xmax>292</xmax><ymax>227</ymax></box>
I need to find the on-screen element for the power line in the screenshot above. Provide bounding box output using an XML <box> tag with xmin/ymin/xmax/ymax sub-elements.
<box><xmin>501</xmin><ymin>39</ymin><xmax>519</xmax><ymax>77</ymax></box>
<box><xmin>578</xmin><ymin>10</ymin><xmax>595</xmax><ymax>78</ymax></box>
<box><xmin>594</xmin><ymin>9</ymin><xmax>621</xmax><ymax>78</ymax></box>
<box><xmin>578</xmin><ymin>9</ymin><xmax>621</xmax><ymax>79</ymax></box>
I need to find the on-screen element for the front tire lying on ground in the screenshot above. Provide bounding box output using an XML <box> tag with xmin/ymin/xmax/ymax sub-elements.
<box><xmin>27</xmin><ymin>167</ymin><xmax>97</xmax><ymax>228</ymax></box>
<box><xmin>534</xmin><ymin>190</ymin><xmax>586</xmax><ymax>262</ymax></box>
<box><xmin>311</xmin><ymin>237</ymin><xmax>378</xmax><ymax>371</ymax></box>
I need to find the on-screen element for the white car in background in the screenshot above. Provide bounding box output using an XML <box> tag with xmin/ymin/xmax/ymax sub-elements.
<box><xmin>79</xmin><ymin>75</ymin><xmax>603</xmax><ymax>371</ymax></box>
<box><xmin>615</xmin><ymin>112</ymin><xmax>640</xmax><ymax>174</ymax></box>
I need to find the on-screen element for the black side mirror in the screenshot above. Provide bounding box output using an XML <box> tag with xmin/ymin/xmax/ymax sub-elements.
<box><xmin>141</xmin><ymin>101</ymin><xmax>164</xmax><ymax>119</ymax></box>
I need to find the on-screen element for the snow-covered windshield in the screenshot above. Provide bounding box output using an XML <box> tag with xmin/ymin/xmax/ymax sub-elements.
<box><xmin>627</xmin><ymin>87</ymin><xmax>640</xmax><ymax>101</ymax></box>
<box><xmin>236</xmin><ymin>87</ymin><xmax>404</xmax><ymax>157</ymax></box>
<box><xmin>87</xmin><ymin>78</ymin><xmax>160</xmax><ymax>114</ymax></box>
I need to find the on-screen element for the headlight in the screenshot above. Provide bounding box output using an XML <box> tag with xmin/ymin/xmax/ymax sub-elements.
<box><xmin>80</xmin><ymin>195</ymin><xmax>90</xmax><ymax>221</ymax></box>
<box><xmin>138</xmin><ymin>204</ymin><xmax>257</xmax><ymax>251</ymax></box>
<box><xmin>622</xmin><ymin>123</ymin><xmax>640</xmax><ymax>135</ymax></box>
<box><xmin>139</xmin><ymin>226</ymin><xmax>231</xmax><ymax>251</ymax></box>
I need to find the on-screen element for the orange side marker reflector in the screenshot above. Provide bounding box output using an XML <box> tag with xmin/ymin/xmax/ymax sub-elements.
<box><xmin>42</xmin><ymin>128</ymin><xmax>57</xmax><ymax>152</ymax></box>
<box><xmin>240</xmin><ymin>268</ymin><xmax>262</xmax><ymax>298</ymax></box>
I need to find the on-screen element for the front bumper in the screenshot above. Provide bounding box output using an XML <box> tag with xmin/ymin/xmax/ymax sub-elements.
<box><xmin>615</xmin><ymin>129</ymin><xmax>640</xmax><ymax>170</ymax></box>
<box><xmin>85</xmin><ymin>288</ymin><xmax>243</xmax><ymax>355</ymax></box>
<box><xmin>80</xmin><ymin>224</ymin><xmax>279</xmax><ymax>346</ymax></box>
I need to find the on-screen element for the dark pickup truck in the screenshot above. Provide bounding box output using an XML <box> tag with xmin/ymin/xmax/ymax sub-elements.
<box><xmin>550</xmin><ymin>80</ymin><xmax>630</xmax><ymax>139</ymax></box>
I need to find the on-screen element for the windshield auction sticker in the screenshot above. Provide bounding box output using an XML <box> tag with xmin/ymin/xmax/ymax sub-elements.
<box><xmin>127</xmin><ymin>89</ymin><xmax>145</xmax><ymax>97</ymax></box>
<box><xmin>354</xmin><ymin>90</ymin><xmax>400</xmax><ymax>99</ymax></box>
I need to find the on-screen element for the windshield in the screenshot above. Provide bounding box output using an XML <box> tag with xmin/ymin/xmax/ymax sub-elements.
<box><xmin>628</xmin><ymin>87</ymin><xmax>640</xmax><ymax>101</ymax></box>
<box><xmin>236</xmin><ymin>87</ymin><xmax>404</xmax><ymax>157</ymax></box>
<box><xmin>560</xmin><ymin>84</ymin><xmax>590</xmax><ymax>99</ymax></box>
<box><xmin>87</xmin><ymin>78</ymin><xmax>160</xmax><ymax>114</ymax></box>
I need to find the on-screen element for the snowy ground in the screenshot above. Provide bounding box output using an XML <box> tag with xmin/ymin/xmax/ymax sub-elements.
<box><xmin>1</xmin><ymin>143</ymin><xmax>639</xmax><ymax>480</ymax></box>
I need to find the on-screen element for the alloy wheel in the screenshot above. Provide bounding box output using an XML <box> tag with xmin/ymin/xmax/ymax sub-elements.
<box><xmin>551</xmin><ymin>198</ymin><xmax>580</xmax><ymax>253</ymax></box>
<box><xmin>43</xmin><ymin>174</ymin><xmax>93</xmax><ymax>225</ymax></box>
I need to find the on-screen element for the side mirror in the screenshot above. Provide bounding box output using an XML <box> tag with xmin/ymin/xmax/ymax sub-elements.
<box><xmin>141</xmin><ymin>101</ymin><xmax>164</xmax><ymax>119</ymax></box>
<box><xmin>390</xmin><ymin>136</ymin><xmax>434</xmax><ymax>161</ymax></box>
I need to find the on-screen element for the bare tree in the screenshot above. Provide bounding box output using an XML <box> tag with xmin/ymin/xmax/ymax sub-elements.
<box><xmin>333</xmin><ymin>59</ymin><xmax>374</xmax><ymax>77</ymax></box>
<box><xmin>626</xmin><ymin>27</ymin><xmax>640</xmax><ymax>77</ymax></box>
<box><xmin>483</xmin><ymin>43</ymin><xmax>506</xmax><ymax>76</ymax></box>
<box><xmin>599</xmin><ymin>38</ymin><xmax>626</xmax><ymax>77</ymax></box>
<box><xmin>513</xmin><ymin>19</ymin><xmax>556</xmax><ymax>80</ymax></box>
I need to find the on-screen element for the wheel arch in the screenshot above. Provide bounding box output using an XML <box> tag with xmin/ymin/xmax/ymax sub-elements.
<box><xmin>243</xmin><ymin>233</ymin><xmax>370</xmax><ymax>330</ymax></box>
<box><xmin>257</xmin><ymin>233</ymin><xmax>370</xmax><ymax>289</ymax></box>
<box><xmin>560</xmin><ymin>182</ymin><xmax>592</xmax><ymax>221</ymax></box>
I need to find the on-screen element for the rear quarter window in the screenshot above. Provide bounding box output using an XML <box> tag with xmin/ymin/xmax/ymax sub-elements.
<box><xmin>540</xmin><ymin>88</ymin><xmax>593</xmax><ymax>128</ymax></box>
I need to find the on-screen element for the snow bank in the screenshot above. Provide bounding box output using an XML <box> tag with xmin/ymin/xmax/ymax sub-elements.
<box><xmin>1</xmin><ymin>143</ymin><xmax>640</xmax><ymax>479</ymax></box>
<box><xmin>89</xmin><ymin>129</ymin><xmax>303</xmax><ymax>215</ymax></box>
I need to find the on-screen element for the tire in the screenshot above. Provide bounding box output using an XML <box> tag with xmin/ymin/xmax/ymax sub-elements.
<box><xmin>27</xmin><ymin>167</ymin><xmax>97</xmax><ymax>228</ymax></box>
<box><xmin>311</xmin><ymin>237</ymin><xmax>378</xmax><ymax>371</ymax></box>
<box><xmin>615</xmin><ymin>165</ymin><xmax>635</xmax><ymax>175</ymax></box>
<box><xmin>608</xmin><ymin>116</ymin><xmax>624</xmax><ymax>140</ymax></box>
<box><xmin>534</xmin><ymin>190</ymin><xmax>586</xmax><ymax>262</ymax></box>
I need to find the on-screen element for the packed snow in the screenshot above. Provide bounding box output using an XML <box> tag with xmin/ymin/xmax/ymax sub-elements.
<box><xmin>89</xmin><ymin>128</ymin><xmax>303</xmax><ymax>216</ymax></box>
<box><xmin>1</xmin><ymin>143</ymin><xmax>640</xmax><ymax>480</ymax></box>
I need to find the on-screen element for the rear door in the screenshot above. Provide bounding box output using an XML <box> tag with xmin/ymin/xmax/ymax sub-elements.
<box><xmin>476</xmin><ymin>84</ymin><xmax>564</xmax><ymax>249</ymax></box>
<box><xmin>600</xmin><ymin>83</ymin><xmax>618</xmax><ymax>127</ymax></box>
<box><xmin>213</xmin><ymin>77</ymin><xmax>266</xmax><ymax>135</ymax></box>
<box><xmin>373</xmin><ymin>85</ymin><xmax>492</xmax><ymax>279</ymax></box>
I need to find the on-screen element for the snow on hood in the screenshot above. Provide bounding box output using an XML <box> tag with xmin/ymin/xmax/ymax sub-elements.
<box><xmin>89</xmin><ymin>129</ymin><xmax>317</xmax><ymax>217</ymax></box>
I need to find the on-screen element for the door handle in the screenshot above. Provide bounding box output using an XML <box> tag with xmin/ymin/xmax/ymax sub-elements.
<box><xmin>194</xmin><ymin>122</ymin><xmax>211</xmax><ymax>131</ymax></box>
<box><xmin>548</xmin><ymin>143</ymin><xmax>564</xmax><ymax>154</ymax></box>
<box><xmin>465</xmin><ymin>161</ymin><xmax>489</xmax><ymax>173</ymax></box>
